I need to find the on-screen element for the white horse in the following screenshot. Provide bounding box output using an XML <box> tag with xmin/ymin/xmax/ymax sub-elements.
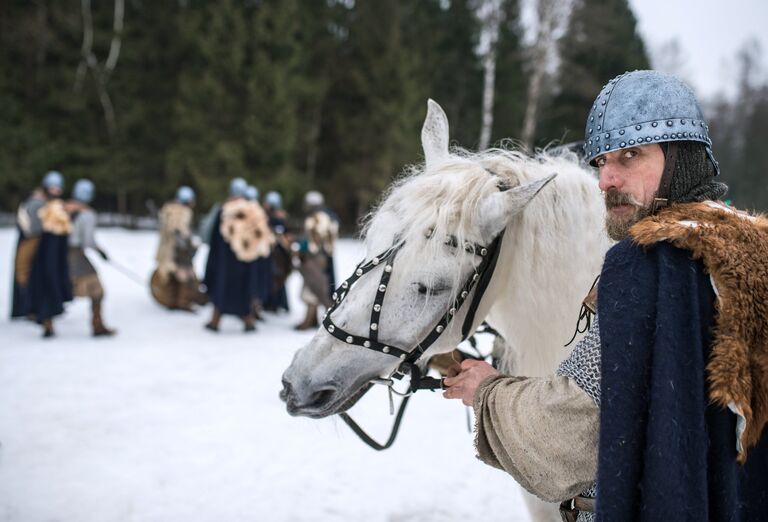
<box><xmin>281</xmin><ymin>100</ymin><xmax>611</xmax><ymax>522</ymax></box>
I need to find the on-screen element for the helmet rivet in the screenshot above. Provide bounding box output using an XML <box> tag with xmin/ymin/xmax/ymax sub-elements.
<box><xmin>363</xmin><ymin>340</ymin><xmax>371</xmax><ymax>348</ymax></box>
<box><xmin>652</xmin><ymin>122</ymin><xmax>658</xmax><ymax>127</ymax></box>
<box><xmin>436</xmin><ymin>325</ymin><xmax>444</xmax><ymax>333</ymax></box>
<box><xmin>681</xmin><ymin>119</ymin><xmax>686</xmax><ymax>124</ymax></box>
<box><xmin>601</xmin><ymin>100</ymin><xmax>606</xmax><ymax>105</ymax></box>
<box><xmin>691</xmin><ymin>120</ymin><xmax>697</xmax><ymax>125</ymax></box>
<box><xmin>382</xmin><ymin>346</ymin><xmax>390</xmax><ymax>353</ymax></box>
<box><xmin>372</xmin><ymin>257</ymin><xmax>379</xmax><ymax>265</ymax></box>
<box><xmin>654</xmin><ymin>136</ymin><xmax>660</xmax><ymax>140</ymax></box>
<box><xmin>629</xmin><ymin>140</ymin><xmax>635</xmax><ymax>145</ymax></box>
<box><xmin>596</xmin><ymin>146</ymin><xmax>601</xmax><ymax>152</ymax></box>
<box><xmin>384</xmin><ymin>265</ymin><xmax>392</xmax><ymax>273</ymax></box>
<box><xmin>328</xmin><ymin>325</ymin><xmax>335</xmax><ymax>333</ymax></box>
<box><xmin>620</xmin><ymin>141</ymin><xmax>626</xmax><ymax>147</ymax></box>
<box><xmin>346</xmin><ymin>336</ymin><xmax>353</xmax><ymax>343</ymax></box>
<box><xmin>635</xmin><ymin>124</ymin><xmax>642</xmax><ymax>130</ymax></box>
<box><xmin>379</xmin><ymin>284</ymin><xmax>387</xmax><ymax>292</ymax></box>
<box><xmin>355</xmin><ymin>269</ymin><xmax>363</xmax><ymax>276</ymax></box>
<box><xmin>370</xmin><ymin>323</ymin><xmax>378</xmax><ymax>331</ymax></box>
<box><xmin>667</xmin><ymin>120</ymin><xmax>673</xmax><ymax>126</ymax></box>
<box><xmin>373</xmin><ymin>304</ymin><xmax>381</xmax><ymax>312</ymax></box>
<box><xmin>590</xmin><ymin>116</ymin><xmax>594</xmax><ymax>122</ymax></box>
<box><xmin>598</xmin><ymin>112</ymin><xmax>603</xmax><ymax>117</ymax></box>
<box><xmin>605</xmin><ymin>133</ymin><xmax>610</xmax><ymax>138</ymax></box>
<box><xmin>605</xmin><ymin>145</ymin><xmax>610</xmax><ymax>150</ymax></box>
<box><xmin>684</xmin><ymin>132</ymin><xmax>689</xmax><ymax>137</ymax></box>
<box><xmin>589</xmin><ymin>128</ymin><xmax>593</xmax><ymax>134</ymax></box>
<box><xmin>663</xmin><ymin>134</ymin><xmax>668</xmax><ymax>139</ymax></box>
<box><xmin>619</xmin><ymin>129</ymin><xmax>625</xmax><ymax>135</ymax></box>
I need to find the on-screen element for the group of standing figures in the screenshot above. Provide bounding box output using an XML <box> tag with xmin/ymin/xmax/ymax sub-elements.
<box><xmin>11</xmin><ymin>173</ymin><xmax>339</xmax><ymax>337</ymax></box>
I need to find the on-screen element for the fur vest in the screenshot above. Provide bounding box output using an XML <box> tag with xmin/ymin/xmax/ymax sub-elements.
<box><xmin>39</xmin><ymin>200</ymin><xmax>72</xmax><ymax>235</ymax></box>
<box><xmin>630</xmin><ymin>201</ymin><xmax>768</xmax><ymax>461</ymax></box>
<box><xmin>219</xmin><ymin>199</ymin><xmax>274</xmax><ymax>262</ymax></box>
<box><xmin>304</xmin><ymin>210</ymin><xmax>338</xmax><ymax>255</ymax></box>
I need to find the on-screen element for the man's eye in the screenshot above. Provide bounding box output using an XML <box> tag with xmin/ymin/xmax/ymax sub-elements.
<box><xmin>596</xmin><ymin>157</ymin><xmax>607</xmax><ymax>167</ymax></box>
<box><xmin>623</xmin><ymin>149</ymin><xmax>638</xmax><ymax>159</ymax></box>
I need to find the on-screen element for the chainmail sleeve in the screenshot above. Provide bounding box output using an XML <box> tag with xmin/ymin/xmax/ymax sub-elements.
<box><xmin>556</xmin><ymin>316</ymin><xmax>602</xmax><ymax>522</ymax></box>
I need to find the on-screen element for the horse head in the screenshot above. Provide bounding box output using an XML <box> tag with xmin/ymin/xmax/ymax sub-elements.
<box><xmin>280</xmin><ymin>100</ymin><xmax>556</xmax><ymax>418</ymax></box>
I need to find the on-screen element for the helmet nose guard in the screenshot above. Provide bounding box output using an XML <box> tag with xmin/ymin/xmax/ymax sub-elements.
<box><xmin>583</xmin><ymin>70</ymin><xmax>719</xmax><ymax>176</ymax></box>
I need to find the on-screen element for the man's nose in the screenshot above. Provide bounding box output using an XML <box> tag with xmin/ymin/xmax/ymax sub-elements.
<box><xmin>598</xmin><ymin>163</ymin><xmax>623</xmax><ymax>192</ymax></box>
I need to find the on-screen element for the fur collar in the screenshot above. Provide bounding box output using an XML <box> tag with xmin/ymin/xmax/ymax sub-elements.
<box><xmin>630</xmin><ymin>201</ymin><xmax>768</xmax><ymax>462</ymax></box>
<box><xmin>39</xmin><ymin>200</ymin><xmax>72</xmax><ymax>235</ymax></box>
<box><xmin>220</xmin><ymin>199</ymin><xmax>274</xmax><ymax>262</ymax></box>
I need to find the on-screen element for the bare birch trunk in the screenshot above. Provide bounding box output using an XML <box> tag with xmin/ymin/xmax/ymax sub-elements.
<box><xmin>521</xmin><ymin>0</ymin><xmax>570</xmax><ymax>150</ymax></box>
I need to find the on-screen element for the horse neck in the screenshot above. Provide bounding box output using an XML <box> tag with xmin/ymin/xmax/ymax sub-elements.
<box><xmin>486</xmin><ymin>174</ymin><xmax>610</xmax><ymax>377</ymax></box>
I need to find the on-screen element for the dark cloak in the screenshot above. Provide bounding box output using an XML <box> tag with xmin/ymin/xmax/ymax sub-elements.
<box><xmin>25</xmin><ymin>232</ymin><xmax>73</xmax><ymax>322</ymax></box>
<box><xmin>203</xmin><ymin>209</ymin><xmax>260</xmax><ymax>317</ymax></box>
<box><xmin>11</xmin><ymin>226</ymin><xmax>35</xmax><ymax>318</ymax></box>
<box><xmin>596</xmin><ymin>240</ymin><xmax>768</xmax><ymax>521</ymax></box>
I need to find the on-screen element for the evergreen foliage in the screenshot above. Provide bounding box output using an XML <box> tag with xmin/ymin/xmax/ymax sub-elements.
<box><xmin>537</xmin><ymin>0</ymin><xmax>649</xmax><ymax>146</ymax></box>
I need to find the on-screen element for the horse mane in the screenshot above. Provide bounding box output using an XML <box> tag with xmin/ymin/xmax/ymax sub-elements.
<box><xmin>360</xmin><ymin>146</ymin><xmax>603</xmax><ymax>319</ymax></box>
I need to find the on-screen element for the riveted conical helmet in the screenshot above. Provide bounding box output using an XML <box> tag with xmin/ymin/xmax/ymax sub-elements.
<box><xmin>583</xmin><ymin>70</ymin><xmax>719</xmax><ymax>176</ymax></box>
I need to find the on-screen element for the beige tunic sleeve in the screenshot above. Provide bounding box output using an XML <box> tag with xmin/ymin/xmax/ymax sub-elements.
<box><xmin>473</xmin><ymin>374</ymin><xmax>598</xmax><ymax>502</ymax></box>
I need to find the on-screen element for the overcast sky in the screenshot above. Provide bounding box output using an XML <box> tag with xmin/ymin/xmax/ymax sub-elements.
<box><xmin>629</xmin><ymin>0</ymin><xmax>768</xmax><ymax>100</ymax></box>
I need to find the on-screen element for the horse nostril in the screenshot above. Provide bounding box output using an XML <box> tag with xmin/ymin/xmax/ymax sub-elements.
<box><xmin>306</xmin><ymin>388</ymin><xmax>335</xmax><ymax>409</ymax></box>
<box><xmin>279</xmin><ymin>379</ymin><xmax>293</xmax><ymax>402</ymax></box>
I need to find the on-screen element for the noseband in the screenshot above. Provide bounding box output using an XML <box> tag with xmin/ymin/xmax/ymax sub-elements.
<box><xmin>322</xmin><ymin>230</ymin><xmax>504</xmax><ymax>391</ymax></box>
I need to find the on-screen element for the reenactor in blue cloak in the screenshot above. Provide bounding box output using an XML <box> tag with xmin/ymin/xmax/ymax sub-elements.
<box><xmin>17</xmin><ymin>171</ymin><xmax>73</xmax><ymax>337</ymax></box>
<box><xmin>66</xmin><ymin>179</ymin><xmax>115</xmax><ymax>336</ymax></box>
<box><xmin>245</xmin><ymin>185</ymin><xmax>274</xmax><ymax>320</ymax></box>
<box><xmin>202</xmin><ymin>178</ymin><xmax>274</xmax><ymax>332</ymax></box>
<box><xmin>151</xmin><ymin>186</ymin><xmax>207</xmax><ymax>311</ymax></box>
<box><xmin>262</xmin><ymin>191</ymin><xmax>291</xmax><ymax>313</ymax></box>
<box><xmin>294</xmin><ymin>191</ymin><xmax>338</xmax><ymax>330</ymax></box>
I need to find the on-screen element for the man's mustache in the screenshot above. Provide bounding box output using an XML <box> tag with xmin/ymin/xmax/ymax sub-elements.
<box><xmin>604</xmin><ymin>189</ymin><xmax>643</xmax><ymax>209</ymax></box>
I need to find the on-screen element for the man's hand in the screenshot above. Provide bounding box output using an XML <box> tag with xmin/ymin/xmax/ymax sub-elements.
<box><xmin>442</xmin><ymin>359</ymin><xmax>499</xmax><ymax>406</ymax></box>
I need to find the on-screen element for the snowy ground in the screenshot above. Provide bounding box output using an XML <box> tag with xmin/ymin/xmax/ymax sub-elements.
<box><xmin>0</xmin><ymin>228</ymin><xmax>531</xmax><ymax>522</ymax></box>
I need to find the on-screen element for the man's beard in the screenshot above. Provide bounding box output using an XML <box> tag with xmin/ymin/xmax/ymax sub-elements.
<box><xmin>604</xmin><ymin>188</ymin><xmax>655</xmax><ymax>241</ymax></box>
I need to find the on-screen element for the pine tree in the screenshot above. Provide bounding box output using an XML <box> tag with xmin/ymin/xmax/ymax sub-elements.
<box><xmin>491</xmin><ymin>0</ymin><xmax>527</xmax><ymax>145</ymax></box>
<box><xmin>537</xmin><ymin>0</ymin><xmax>649</xmax><ymax>146</ymax></box>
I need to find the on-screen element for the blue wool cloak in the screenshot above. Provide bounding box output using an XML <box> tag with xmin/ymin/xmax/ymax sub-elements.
<box><xmin>203</xmin><ymin>209</ymin><xmax>262</xmax><ymax>317</ymax></box>
<box><xmin>596</xmin><ymin>240</ymin><xmax>768</xmax><ymax>521</ymax></box>
<box><xmin>25</xmin><ymin>232</ymin><xmax>72</xmax><ymax>322</ymax></box>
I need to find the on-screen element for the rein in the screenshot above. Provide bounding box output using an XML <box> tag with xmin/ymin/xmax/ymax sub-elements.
<box><xmin>323</xmin><ymin>229</ymin><xmax>505</xmax><ymax>450</ymax></box>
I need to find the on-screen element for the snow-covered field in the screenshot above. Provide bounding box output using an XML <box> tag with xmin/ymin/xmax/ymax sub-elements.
<box><xmin>0</xmin><ymin>228</ymin><xmax>530</xmax><ymax>522</ymax></box>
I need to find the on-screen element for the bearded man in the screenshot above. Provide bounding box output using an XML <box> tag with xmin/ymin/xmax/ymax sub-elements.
<box><xmin>443</xmin><ymin>70</ymin><xmax>768</xmax><ymax>521</ymax></box>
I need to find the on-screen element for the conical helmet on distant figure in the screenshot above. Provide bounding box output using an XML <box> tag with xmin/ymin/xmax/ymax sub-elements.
<box><xmin>229</xmin><ymin>177</ymin><xmax>248</xmax><ymax>198</ymax></box>
<box><xmin>264</xmin><ymin>191</ymin><xmax>282</xmax><ymax>210</ymax></box>
<box><xmin>72</xmin><ymin>179</ymin><xmax>95</xmax><ymax>204</ymax></box>
<box><xmin>304</xmin><ymin>190</ymin><xmax>324</xmax><ymax>210</ymax></box>
<box><xmin>245</xmin><ymin>185</ymin><xmax>260</xmax><ymax>202</ymax></box>
<box><xmin>176</xmin><ymin>186</ymin><xmax>195</xmax><ymax>205</ymax></box>
<box><xmin>43</xmin><ymin>170</ymin><xmax>64</xmax><ymax>195</ymax></box>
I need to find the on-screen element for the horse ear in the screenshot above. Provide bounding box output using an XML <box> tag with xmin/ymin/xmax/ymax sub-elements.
<box><xmin>477</xmin><ymin>174</ymin><xmax>557</xmax><ymax>240</ymax></box>
<box><xmin>421</xmin><ymin>99</ymin><xmax>450</xmax><ymax>170</ymax></box>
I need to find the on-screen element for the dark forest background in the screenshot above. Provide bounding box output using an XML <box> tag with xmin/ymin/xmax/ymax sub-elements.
<box><xmin>1</xmin><ymin>0</ymin><xmax>766</xmax><ymax>227</ymax></box>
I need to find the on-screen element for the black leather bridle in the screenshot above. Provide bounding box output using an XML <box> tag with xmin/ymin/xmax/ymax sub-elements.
<box><xmin>322</xmin><ymin>229</ymin><xmax>504</xmax><ymax>392</ymax></box>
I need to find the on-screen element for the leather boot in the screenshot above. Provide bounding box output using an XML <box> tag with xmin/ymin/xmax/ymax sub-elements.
<box><xmin>205</xmin><ymin>307</ymin><xmax>222</xmax><ymax>332</ymax></box>
<box><xmin>242</xmin><ymin>314</ymin><xmax>256</xmax><ymax>332</ymax></box>
<box><xmin>42</xmin><ymin>319</ymin><xmax>55</xmax><ymax>338</ymax></box>
<box><xmin>92</xmin><ymin>299</ymin><xmax>116</xmax><ymax>337</ymax></box>
<box><xmin>294</xmin><ymin>304</ymin><xmax>319</xmax><ymax>331</ymax></box>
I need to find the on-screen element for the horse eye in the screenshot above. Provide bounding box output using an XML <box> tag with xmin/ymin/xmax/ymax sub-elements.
<box><xmin>417</xmin><ymin>283</ymin><xmax>428</xmax><ymax>295</ymax></box>
<box><xmin>414</xmin><ymin>281</ymin><xmax>449</xmax><ymax>296</ymax></box>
